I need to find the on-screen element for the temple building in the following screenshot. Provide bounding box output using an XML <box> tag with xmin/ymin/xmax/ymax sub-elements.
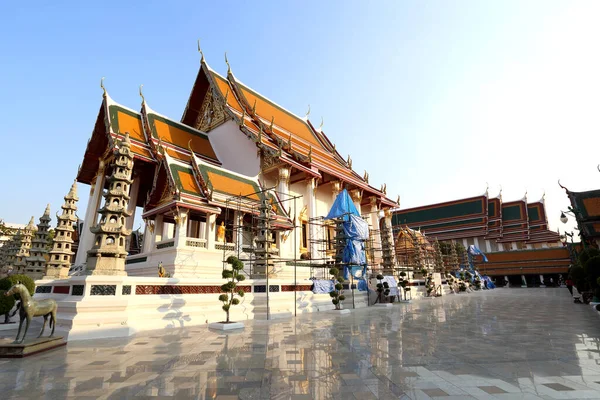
<box><xmin>559</xmin><ymin>182</ymin><xmax>600</xmax><ymax>248</ymax></box>
<box><xmin>392</xmin><ymin>189</ymin><xmax>570</xmax><ymax>285</ymax></box>
<box><xmin>73</xmin><ymin>52</ymin><xmax>397</xmax><ymax>279</ymax></box>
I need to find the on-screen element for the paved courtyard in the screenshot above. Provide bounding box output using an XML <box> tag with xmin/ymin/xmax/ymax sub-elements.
<box><xmin>2</xmin><ymin>288</ymin><xmax>600</xmax><ymax>399</ymax></box>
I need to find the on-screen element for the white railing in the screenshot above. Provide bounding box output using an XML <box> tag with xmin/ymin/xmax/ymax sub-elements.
<box><xmin>215</xmin><ymin>242</ymin><xmax>235</xmax><ymax>251</ymax></box>
<box><xmin>185</xmin><ymin>238</ymin><xmax>207</xmax><ymax>249</ymax></box>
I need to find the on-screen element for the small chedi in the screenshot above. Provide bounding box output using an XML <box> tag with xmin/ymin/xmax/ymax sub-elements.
<box><xmin>86</xmin><ymin>133</ymin><xmax>133</xmax><ymax>276</ymax></box>
<box><xmin>45</xmin><ymin>181</ymin><xmax>78</xmax><ymax>279</ymax></box>
<box><xmin>25</xmin><ymin>205</ymin><xmax>51</xmax><ymax>281</ymax></box>
<box><xmin>13</xmin><ymin>218</ymin><xmax>36</xmax><ymax>274</ymax></box>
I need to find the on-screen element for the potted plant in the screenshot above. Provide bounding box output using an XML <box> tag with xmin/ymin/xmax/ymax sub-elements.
<box><xmin>375</xmin><ymin>274</ymin><xmax>392</xmax><ymax>307</ymax></box>
<box><xmin>329</xmin><ymin>267</ymin><xmax>347</xmax><ymax>311</ymax></box>
<box><xmin>209</xmin><ymin>256</ymin><xmax>246</xmax><ymax>330</ymax></box>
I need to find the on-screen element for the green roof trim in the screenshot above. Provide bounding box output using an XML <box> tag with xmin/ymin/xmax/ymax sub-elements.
<box><xmin>570</xmin><ymin>190</ymin><xmax>600</xmax><ymax>220</ymax></box>
<box><xmin>169</xmin><ymin>163</ymin><xmax>203</xmax><ymax>197</ymax></box>
<box><xmin>393</xmin><ymin>198</ymin><xmax>484</xmax><ymax>226</ymax></box>
<box><xmin>527</xmin><ymin>206</ymin><xmax>540</xmax><ymax>222</ymax></box>
<box><xmin>108</xmin><ymin>105</ymin><xmax>141</xmax><ymax>135</ymax></box>
<box><xmin>502</xmin><ymin>204</ymin><xmax>524</xmax><ymax>221</ymax></box>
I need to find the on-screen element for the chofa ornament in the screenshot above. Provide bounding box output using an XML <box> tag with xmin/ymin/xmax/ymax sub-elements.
<box><xmin>5</xmin><ymin>283</ymin><xmax>58</xmax><ymax>344</ymax></box>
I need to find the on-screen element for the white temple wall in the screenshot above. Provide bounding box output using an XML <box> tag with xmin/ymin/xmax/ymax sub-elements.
<box><xmin>207</xmin><ymin>121</ymin><xmax>260</xmax><ymax>176</ymax></box>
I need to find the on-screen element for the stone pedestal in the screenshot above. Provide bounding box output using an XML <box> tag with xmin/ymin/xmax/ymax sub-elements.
<box><xmin>0</xmin><ymin>336</ymin><xmax>66</xmax><ymax>358</ymax></box>
<box><xmin>208</xmin><ymin>322</ymin><xmax>244</xmax><ymax>331</ymax></box>
<box><xmin>86</xmin><ymin>255</ymin><xmax>127</xmax><ymax>276</ymax></box>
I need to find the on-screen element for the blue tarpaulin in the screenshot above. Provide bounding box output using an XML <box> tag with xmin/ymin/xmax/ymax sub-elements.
<box><xmin>312</xmin><ymin>280</ymin><xmax>335</xmax><ymax>294</ymax></box>
<box><xmin>357</xmin><ymin>278</ymin><xmax>368</xmax><ymax>291</ymax></box>
<box><xmin>468</xmin><ymin>245</ymin><xmax>488</xmax><ymax>262</ymax></box>
<box><xmin>325</xmin><ymin>189</ymin><xmax>360</xmax><ymax>220</ymax></box>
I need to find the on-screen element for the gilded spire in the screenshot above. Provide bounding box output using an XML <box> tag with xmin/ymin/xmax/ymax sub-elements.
<box><xmin>197</xmin><ymin>39</ymin><xmax>204</xmax><ymax>63</ymax></box>
<box><xmin>305</xmin><ymin>104</ymin><xmax>310</xmax><ymax>119</ymax></box>
<box><xmin>225</xmin><ymin>52</ymin><xmax>231</xmax><ymax>74</ymax></box>
<box><xmin>319</xmin><ymin>117</ymin><xmax>324</xmax><ymax>130</ymax></box>
<box><xmin>363</xmin><ymin>170</ymin><xmax>369</xmax><ymax>183</ymax></box>
<box><xmin>100</xmin><ymin>77</ymin><xmax>107</xmax><ymax>98</ymax></box>
<box><xmin>139</xmin><ymin>84</ymin><xmax>145</xmax><ymax>104</ymax></box>
<box><xmin>347</xmin><ymin>155</ymin><xmax>352</xmax><ymax>169</ymax></box>
<box><xmin>396</xmin><ymin>195</ymin><xmax>401</xmax><ymax>206</ymax></box>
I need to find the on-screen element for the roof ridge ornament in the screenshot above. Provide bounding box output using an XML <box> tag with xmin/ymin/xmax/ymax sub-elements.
<box><xmin>251</xmin><ymin>99</ymin><xmax>257</xmax><ymax>115</ymax></box>
<box><xmin>100</xmin><ymin>77</ymin><xmax>107</xmax><ymax>98</ymax></box>
<box><xmin>396</xmin><ymin>195</ymin><xmax>401</xmax><ymax>206</ymax></box>
<box><xmin>363</xmin><ymin>170</ymin><xmax>369</xmax><ymax>183</ymax></box>
<box><xmin>558</xmin><ymin>179</ymin><xmax>569</xmax><ymax>193</ymax></box>
<box><xmin>319</xmin><ymin>117</ymin><xmax>324</xmax><ymax>131</ymax></box>
<box><xmin>347</xmin><ymin>155</ymin><xmax>352</xmax><ymax>169</ymax></box>
<box><xmin>187</xmin><ymin>139</ymin><xmax>194</xmax><ymax>155</ymax></box>
<box><xmin>269</xmin><ymin>116</ymin><xmax>275</xmax><ymax>132</ymax></box>
<box><xmin>225</xmin><ymin>52</ymin><xmax>231</xmax><ymax>74</ymax></box>
<box><xmin>197</xmin><ymin>39</ymin><xmax>204</xmax><ymax>63</ymax></box>
<box><xmin>305</xmin><ymin>104</ymin><xmax>310</xmax><ymax>119</ymax></box>
<box><xmin>139</xmin><ymin>84</ymin><xmax>145</xmax><ymax>104</ymax></box>
<box><xmin>485</xmin><ymin>182</ymin><xmax>489</xmax><ymax>197</ymax></box>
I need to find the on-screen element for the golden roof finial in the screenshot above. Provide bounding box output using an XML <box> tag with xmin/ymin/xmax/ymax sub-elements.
<box><xmin>225</xmin><ymin>52</ymin><xmax>231</xmax><ymax>74</ymax></box>
<box><xmin>363</xmin><ymin>170</ymin><xmax>369</xmax><ymax>183</ymax></box>
<box><xmin>305</xmin><ymin>104</ymin><xmax>310</xmax><ymax>119</ymax></box>
<box><xmin>251</xmin><ymin>99</ymin><xmax>257</xmax><ymax>115</ymax></box>
<box><xmin>187</xmin><ymin>139</ymin><xmax>194</xmax><ymax>154</ymax></box>
<box><xmin>240</xmin><ymin>109</ymin><xmax>246</xmax><ymax>127</ymax></box>
<box><xmin>347</xmin><ymin>155</ymin><xmax>352</xmax><ymax>169</ymax></box>
<box><xmin>270</xmin><ymin>116</ymin><xmax>275</xmax><ymax>132</ymax></box>
<box><xmin>197</xmin><ymin>39</ymin><xmax>204</xmax><ymax>63</ymax></box>
<box><xmin>319</xmin><ymin>117</ymin><xmax>324</xmax><ymax>130</ymax></box>
<box><xmin>100</xmin><ymin>77</ymin><xmax>107</xmax><ymax>97</ymax></box>
<box><xmin>396</xmin><ymin>195</ymin><xmax>401</xmax><ymax>205</ymax></box>
<box><xmin>139</xmin><ymin>84</ymin><xmax>145</xmax><ymax>103</ymax></box>
<box><xmin>223</xmin><ymin>88</ymin><xmax>229</xmax><ymax>105</ymax></box>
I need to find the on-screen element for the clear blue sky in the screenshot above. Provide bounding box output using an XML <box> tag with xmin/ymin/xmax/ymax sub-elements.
<box><xmin>1</xmin><ymin>1</ymin><xmax>599</xmax><ymax>236</ymax></box>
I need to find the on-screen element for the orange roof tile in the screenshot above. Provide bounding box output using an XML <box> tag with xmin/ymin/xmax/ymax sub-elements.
<box><xmin>207</xmin><ymin>171</ymin><xmax>260</xmax><ymax>201</ymax></box>
<box><xmin>148</xmin><ymin>114</ymin><xmax>218</xmax><ymax>161</ymax></box>
<box><xmin>113</xmin><ymin>110</ymin><xmax>145</xmax><ymax>142</ymax></box>
<box><xmin>211</xmin><ymin>73</ymin><xmax>244</xmax><ymax>114</ymax></box>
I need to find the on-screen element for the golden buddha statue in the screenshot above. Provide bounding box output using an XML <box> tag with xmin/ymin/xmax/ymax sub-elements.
<box><xmin>217</xmin><ymin>221</ymin><xmax>226</xmax><ymax>243</ymax></box>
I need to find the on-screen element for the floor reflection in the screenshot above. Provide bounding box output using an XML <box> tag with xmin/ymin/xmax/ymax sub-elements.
<box><xmin>2</xmin><ymin>289</ymin><xmax>600</xmax><ymax>399</ymax></box>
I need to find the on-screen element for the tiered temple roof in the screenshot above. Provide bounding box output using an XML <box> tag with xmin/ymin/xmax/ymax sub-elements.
<box><xmin>392</xmin><ymin>190</ymin><xmax>560</xmax><ymax>245</ymax></box>
<box><xmin>560</xmin><ymin>184</ymin><xmax>600</xmax><ymax>241</ymax></box>
<box><xmin>77</xmin><ymin>54</ymin><xmax>395</xmax><ymax>224</ymax></box>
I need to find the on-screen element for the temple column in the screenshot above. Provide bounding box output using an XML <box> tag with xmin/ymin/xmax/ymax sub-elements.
<box><xmin>331</xmin><ymin>181</ymin><xmax>341</xmax><ymax>203</ymax></box>
<box><xmin>350</xmin><ymin>189</ymin><xmax>362</xmax><ymax>216</ymax></box>
<box><xmin>485</xmin><ymin>239</ymin><xmax>492</xmax><ymax>253</ymax></box>
<box><xmin>234</xmin><ymin>211</ymin><xmax>244</xmax><ymax>252</ymax></box>
<box><xmin>368</xmin><ymin>197</ymin><xmax>382</xmax><ymax>265</ymax></box>
<box><xmin>153</xmin><ymin>214</ymin><xmax>164</xmax><ymax>249</ymax></box>
<box><xmin>278</xmin><ymin>167</ymin><xmax>290</xmax><ymax>256</ymax></box>
<box><xmin>125</xmin><ymin>171</ymin><xmax>140</xmax><ymax>231</ymax></box>
<box><xmin>206</xmin><ymin>214</ymin><xmax>216</xmax><ymax>250</ymax></box>
<box><xmin>75</xmin><ymin>160</ymin><xmax>105</xmax><ymax>266</ymax></box>
<box><xmin>142</xmin><ymin>219</ymin><xmax>155</xmax><ymax>253</ymax></box>
<box><xmin>306</xmin><ymin>178</ymin><xmax>319</xmax><ymax>260</ymax></box>
<box><xmin>174</xmin><ymin>209</ymin><xmax>189</xmax><ymax>248</ymax></box>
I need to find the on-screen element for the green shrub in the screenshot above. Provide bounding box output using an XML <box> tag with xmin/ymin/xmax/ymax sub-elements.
<box><xmin>0</xmin><ymin>275</ymin><xmax>35</xmax><ymax>299</ymax></box>
<box><xmin>329</xmin><ymin>267</ymin><xmax>345</xmax><ymax>310</ymax></box>
<box><xmin>217</xmin><ymin>256</ymin><xmax>245</xmax><ymax>323</ymax></box>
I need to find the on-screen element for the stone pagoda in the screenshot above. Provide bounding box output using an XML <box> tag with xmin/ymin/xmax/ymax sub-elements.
<box><xmin>0</xmin><ymin>231</ymin><xmax>21</xmax><ymax>276</ymax></box>
<box><xmin>45</xmin><ymin>181</ymin><xmax>78</xmax><ymax>279</ymax></box>
<box><xmin>13</xmin><ymin>217</ymin><xmax>36</xmax><ymax>274</ymax></box>
<box><xmin>86</xmin><ymin>133</ymin><xmax>133</xmax><ymax>276</ymax></box>
<box><xmin>253</xmin><ymin>198</ymin><xmax>276</xmax><ymax>278</ymax></box>
<box><xmin>26</xmin><ymin>204</ymin><xmax>52</xmax><ymax>280</ymax></box>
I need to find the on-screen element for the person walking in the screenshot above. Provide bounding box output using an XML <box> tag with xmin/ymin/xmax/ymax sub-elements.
<box><xmin>566</xmin><ymin>277</ymin><xmax>574</xmax><ymax>296</ymax></box>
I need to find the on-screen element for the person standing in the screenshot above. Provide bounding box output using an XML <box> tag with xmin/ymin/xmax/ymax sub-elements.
<box><xmin>566</xmin><ymin>277</ymin><xmax>574</xmax><ymax>296</ymax></box>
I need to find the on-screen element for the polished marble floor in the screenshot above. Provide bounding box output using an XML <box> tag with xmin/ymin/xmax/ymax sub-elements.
<box><xmin>2</xmin><ymin>288</ymin><xmax>600</xmax><ymax>399</ymax></box>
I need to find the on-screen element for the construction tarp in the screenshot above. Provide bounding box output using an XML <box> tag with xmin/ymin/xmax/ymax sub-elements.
<box><xmin>325</xmin><ymin>189</ymin><xmax>359</xmax><ymax>220</ymax></box>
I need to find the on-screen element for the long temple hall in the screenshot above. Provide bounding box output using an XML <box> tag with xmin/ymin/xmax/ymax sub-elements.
<box><xmin>3</xmin><ymin>288</ymin><xmax>600</xmax><ymax>400</ymax></box>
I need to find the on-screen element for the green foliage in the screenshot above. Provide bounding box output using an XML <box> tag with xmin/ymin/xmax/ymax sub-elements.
<box><xmin>584</xmin><ymin>256</ymin><xmax>600</xmax><ymax>287</ymax></box>
<box><xmin>218</xmin><ymin>256</ymin><xmax>246</xmax><ymax>323</ymax></box>
<box><xmin>329</xmin><ymin>267</ymin><xmax>345</xmax><ymax>310</ymax></box>
<box><xmin>0</xmin><ymin>290</ymin><xmax>15</xmax><ymax>317</ymax></box>
<box><xmin>399</xmin><ymin>271</ymin><xmax>407</xmax><ymax>277</ymax></box>
<box><xmin>0</xmin><ymin>275</ymin><xmax>35</xmax><ymax>300</ymax></box>
<box><xmin>376</xmin><ymin>275</ymin><xmax>390</xmax><ymax>301</ymax></box>
<box><xmin>376</xmin><ymin>274</ymin><xmax>384</xmax><ymax>280</ymax></box>
<box><xmin>579</xmin><ymin>248</ymin><xmax>600</xmax><ymax>269</ymax></box>
<box><xmin>454</xmin><ymin>242</ymin><xmax>466</xmax><ymax>254</ymax></box>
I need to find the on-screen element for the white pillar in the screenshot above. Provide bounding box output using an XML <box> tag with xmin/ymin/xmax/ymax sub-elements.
<box><xmin>485</xmin><ymin>239</ymin><xmax>492</xmax><ymax>253</ymax></box>
<box><xmin>125</xmin><ymin>172</ymin><xmax>140</xmax><ymax>231</ymax></box>
<box><xmin>74</xmin><ymin>160</ymin><xmax>105</xmax><ymax>266</ymax></box>
<box><xmin>174</xmin><ymin>209</ymin><xmax>188</xmax><ymax>248</ymax></box>
<box><xmin>234</xmin><ymin>211</ymin><xmax>244</xmax><ymax>252</ymax></box>
<box><xmin>142</xmin><ymin>220</ymin><xmax>154</xmax><ymax>253</ymax></box>
<box><xmin>206</xmin><ymin>214</ymin><xmax>216</xmax><ymax>250</ymax></box>
<box><xmin>153</xmin><ymin>214</ymin><xmax>164</xmax><ymax>248</ymax></box>
<box><xmin>350</xmin><ymin>189</ymin><xmax>362</xmax><ymax>216</ymax></box>
<box><xmin>368</xmin><ymin>197</ymin><xmax>381</xmax><ymax>264</ymax></box>
<box><xmin>306</xmin><ymin>178</ymin><xmax>319</xmax><ymax>260</ymax></box>
<box><xmin>277</xmin><ymin>167</ymin><xmax>290</xmax><ymax>257</ymax></box>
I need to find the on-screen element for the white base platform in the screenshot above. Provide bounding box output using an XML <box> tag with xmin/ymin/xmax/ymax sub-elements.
<box><xmin>374</xmin><ymin>303</ymin><xmax>393</xmax><ymax>308</ymax></box>
<box><xmin>399</xmin><ymin>300</ymin><xmax>412</xmax><ymax>303</ymax></box>
<box><xmin>208</xmin><ymin>322</ymin><xmax>245</xmax><ymax>331</ymax></box>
